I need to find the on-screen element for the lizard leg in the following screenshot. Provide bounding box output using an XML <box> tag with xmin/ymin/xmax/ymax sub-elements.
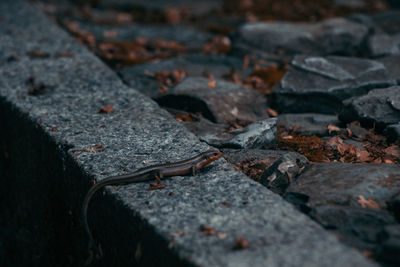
<box><xmin>149</xmin><ymin>174</ymin><xmax>166</xmax><ymax>190</ymax></box>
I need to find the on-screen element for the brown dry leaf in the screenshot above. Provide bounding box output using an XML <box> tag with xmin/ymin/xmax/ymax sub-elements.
<box><xmin>207</xmin><ymin>79</ymin><xmax>217</xmax><ymax>88</ymax></box>
<box><xmin>223</xmin><ymin>69</ymin><xmax>242</xmax><ymax>84</ymax></box>
<box><xmin>56</xmin><ymin>51</ymin><xmax>72</xmax><ymax>58</ymax></box>
<box><xmin>159</xmin><ymin>85</ymin><xmax>169</xmax><ymax>94</ymax></box>
<box><xmin>327</xmin><ymin>124</ymin><xmax>341</xmax><ymax>134</ymax></box>
<box><xmin>116</xmin><ymin>13</ymin><xmax>133</xmax><ymax>24</ymax></box>
<box><xmin>27</xmin><ymin>50</ymin><xmax>50</xmax><ymax>58</ymax></box>
<box><xmin>326</xmin><ymin>136</ymin><xmax>346</xmax><ymax>155</ymax></box>
<box><xmin>172</xmin><ymin>69</ymin><xmax>186</xmax><ymax>84</ymax></box>
<box><xmin>384</xmin><ymin>145</ymin><xmax>400</xmax><ymax>158</ymax></box>
<box><xmin>278</xmin><ymin>135</ymin><xmax>329</xmax><ymax>162</ymax></box>
<box><xmin>200</xmin><ymin>225</ymin><xmax>216</xmax><ymax>236</ymax></box>
<box><xmin>173</xmin><ymin>113</ymin><xmax>197</xmax><ymax>122</ymax></box>
<box><xmin>267</xmin><ymin>108</ymin><xmax>278</xmax><ymax>117</ymax></box>
<box><xmin>357</xmin><ymin>149</ymin><xmax>373</xmax><ymax>163</ymax></box>
<box><xmin>98</xmin><ymin>105</ymin><xmax>114</xmax><ymax>113</ymax></box>
<box><xmin>357</xmin><ymin>195</ymin><xmax>380</xmax><ymax>209</ymax></box>
<box><xmin>103</xmin><ymin>30</ymin><xmax>119</xmax><ymax>38</ymax></box>
<box><xmin>242</xmin><ymin>55</ymin><xmax>250</xmax><ymax>69</ymax></box>
<box><xmin>233</xmin><ymin>237</ymin><xmax>250</xmax><ymax>250</ymax></box>
<box><xmin>244</xmin><ymin>65</ymin><xmax>286</xmax><ymax>96</ymax></box>
<box><xmin>203</xmin><ymin>36</ymin><xmax>231</xmax><ymax>54</ymax></box>
<box><xmin>169</xmin><ymin>230</ymin><xmax>185</xmax><ymax>237</ymax></box>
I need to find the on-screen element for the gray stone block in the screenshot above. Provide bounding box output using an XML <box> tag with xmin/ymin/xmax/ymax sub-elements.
<box><xmin>232</xmin><ymin>18</ymin><xmax>368</xmax><ymax>60</ymax></box>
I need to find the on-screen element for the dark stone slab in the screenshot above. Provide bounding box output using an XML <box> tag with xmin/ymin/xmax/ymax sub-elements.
<box><xmin>384</xmin><ymin>123</ymin><xmax>400</xmax><ymax>143</ymax></box>
<box><xmin>377</xmin><ymin>55</ymin><xmax>400</xmax><ymax>83</ymax></box>
<box><xmin>371</xmin><ymin>10</ymin><xmax>400</xmax><ymax>35</ymax></box>
<box><xmin>118</xmin><ymin>54</ymin><xmax>247</xmax><ymax>98</ymax></box>
<box><xmin>278</xmin><ymin>113</ymin><xmax>344</xmax><ymax>137</ymax></box>
<box><xmin>223</xmin><ymin>149</ymin><xmax>308</xmax><ymax>195</ymax></box>
<box><xmin>271</xmin><ymin>55</ymin><xmax>397</xmax><ymax>114</ymax></box>
<box><xmin>376</xmin><ymin>225</ymin><xmax>400</xmax><ymax>265</ymax></box>
<box><xmin>157</xmin><ymin>77</ymin><xmax>269</xmax><ymax>124</ymax></box>
<box><xmin>368</xmin><ymin>34</ymin><xmax>400</xmax><ymax>57</ymax></box>
<box><xmin>182</xmin><ymin>117</ymin><xmax>227</xmax><ymax>137</ymax></box>
<box><xmin>339</xmin><ymin>86</ymin><xmax>400</xmax><ymax>129</ymax></box>
<box><xmin>286</xmin><ymin>163</ymin><xmax>400</xmax><ymax>251</ymax></box>
<box><xmin>388</xmin><ymin>193</ymin><xmax>400</xmax><ymax>221</ymax></box>
<box><xmin>201</xmin><ymin>118</ymin><xmax>277</xmax><ymax>149</ymax></box>
<box><xmin>232</xmin><ymin>18</ymin><xmax>369</xmax><ymax>60</ymax></box>
<box><xmin>0</xmin><ymin>1</ymin><xmax>377</xmax><ymax>266</ymax></box>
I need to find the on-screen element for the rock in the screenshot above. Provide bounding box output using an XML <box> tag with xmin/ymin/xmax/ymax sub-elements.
<box><xmin>182</xmin><ymin>117</ymin><xmax>228</xmax><ymax>138</ymax></box>
<box><xmin>287</xmin><ymin>163</ymin><xmax>400</xmax><ymax>209</ymax></box>
<box><xmin>387</xmin><ymin>193</ymin><xmax>400</xmax><ymax>221</ymax></box>
<box><xmin>384</xmin><ymin>123</ymin><xmax>400</xmax><ymax>143</ymax></box>
<box><xmin>368</xmin><ymin>34</ymin><xmax>400</xmax><ymax>57</ymax></box>
<box><xmin>118</xmin><ymin>54</ymin><xmax>247</xmax><ymax>98</ymax></box>
<box><xmin>232</xmin><ymin>18</ymin><xmax>368</xmax><ymax>60</ymax></box>
<box><xmin>271</xmin><ymin>55</ymin><xmax>396</xmax><ymax>114</ymax></box>
<box><xmin>157</xmin><ymin>77</ymin><xmax>269</xmax><ymax>124</ymax></box>
<box><xmin>376</xmin><ymin>225</ymin><xmax>400</xmax><ymax>265</ymax></box>
<box><xmin>311</xmin><ymin>206</ymin><xmax>396</xmax><ymax>250</ymax></box>
<box><xmin>277</xmin><ymin>113</ymin><xmax>343</xmax><ymax>137</ymax></box>
<box><xmin>339</xmin><ymin>86</ymin><xmax>400</xmax><ymax>130</ymax></box>
<box><xmin>286</xmin><ymin>163</ymin><xmax>400</xmax><ymax>251</ymax></box>
<box><xmin>201</xmin><ymin>118</ymin><xmax>277</xmax><ymax>149</ymax></box>
<box><xmin>371</xmin><ymin>11</ymin><xmax>400</xmax><ymax>35</ymax></box>
<box><xmin>377</xmin><ymin>55</ymin><xmax>400</xmax><ymax>83</ymax></box>
<box><xmin>222</xmin><ymin>149</ymin><xmax>308</xmax><ymax>195</ymax></box>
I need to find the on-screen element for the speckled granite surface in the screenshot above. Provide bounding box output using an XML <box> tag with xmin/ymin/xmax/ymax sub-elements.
<box><xmin>0</xmin><ymin>0</ymin><xmax>376</xmax><ymax>266</ymax></box>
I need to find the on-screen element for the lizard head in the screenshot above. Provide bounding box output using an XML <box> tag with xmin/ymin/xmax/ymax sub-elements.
<box><xmin>196</xmin><ymin>150</ymin><xmax>223</xmax><ymax>169</ymax></box>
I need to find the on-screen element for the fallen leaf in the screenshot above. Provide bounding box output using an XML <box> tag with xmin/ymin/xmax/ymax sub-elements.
<box><xmin>357</xmin><ymin>150</ymin><xmax>373</xmax><ymax>162</ymax></box>
<box><xmin>327</xmin><ymin>124</ymin><xmax>341</xmax><ymax>134</ymax></box>
<box><xmin>169</xmin><ymin>230</ymin><xmax>185</xmax><ymax>237</ymax></box>
<box><xmin>27</xmin><ymin>50</ymin><xmax>49</xmax><ymax>58</ymax></box>
<box><xmin>56</xmin><ymin>51</ymin><xmax>72</xmax><ymax>58</ymax></box>
<box><xmin>207</xmin><ymin>79</ymin><xmax>217</xmax><ymax>88</ymax></box>
<box><xmin>98</xmin><ymin>105</ymin><xmax>114</xmax><ymax>113</ymax></box>
<box><xmin>200</xmin><ymin>225</ymin><xmax>216</xmax><ymax>236</ymax></box>
<box><xmin>384</xmin><ymin>145</ymin><xmax>400</xmax><ymax>158</ymax></box>
<box><xmin>103</xmin><ymin>30</ymin><xmax>119</xmax><ymax>38</ymax></box>
<box><xmin>159</xmin><ymin>85</ymin><xmax>169</xmax><ymax>94</ymax></box>
<box><xmin>217</xmin><ymin>232</ymin><xmax>228</xmax><ymax>239</ymax></box>
<box><xmin>203</xmin><ymin>35</ymin><xmax>231</xmax><ymax>54</ymax></box>
<box><xmin>267</xmin><ymin>108</ymin><xmax>278</xmax><ymax>117</ymax></box>
<box><xmin>357</xmin><ymin>195</ymin><xmax>380</xmax><ymax>209</ymax></box>
<box><xmin>233</xmin><ymin>237</ymin><xmax>250</xmax><ymax>250</ymax></box>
